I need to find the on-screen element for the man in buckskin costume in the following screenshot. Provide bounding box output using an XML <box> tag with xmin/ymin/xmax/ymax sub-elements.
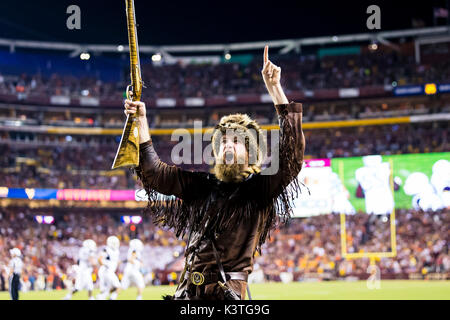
<box><xmin>124</xmin><ymin>46</ymin><xmax>305</xmax><ymax>300</ymax></box>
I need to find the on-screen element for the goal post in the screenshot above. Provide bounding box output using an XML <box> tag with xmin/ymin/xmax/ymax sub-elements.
<box><xmin>339</xmin><ymin>158</ymin><xmax>397</xmax><ymax>261</ymax></box>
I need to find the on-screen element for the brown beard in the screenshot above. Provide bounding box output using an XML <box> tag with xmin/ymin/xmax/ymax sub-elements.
<box><xmin>214</xmin><ymin>150</ymin><xmax>248</xmax><ymax>183</ymax></box>
<box><xmin>213</xmin><ymin>162</ymin><xmax>248</xmax><ymax>183</ymax></box>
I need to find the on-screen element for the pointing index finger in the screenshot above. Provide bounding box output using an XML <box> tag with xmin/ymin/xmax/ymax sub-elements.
<box><xmin>264</xmin><ymin>45</ymin><xmax>268</xmax><ymax>64</ymax></box>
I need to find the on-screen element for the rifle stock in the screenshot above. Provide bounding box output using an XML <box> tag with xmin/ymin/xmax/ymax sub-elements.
<box><xmin>112</xmin><ymin>0</ymin><xmax>142</xmax><ymax>169</ymax></box>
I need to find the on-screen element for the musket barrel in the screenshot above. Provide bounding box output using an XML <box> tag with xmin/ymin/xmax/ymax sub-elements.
<box><xmin>111</xmin><ymin>0</ymin><xmax>143</xmax><ymax>169</ymax></box>
<box><xmin>126</xmin><ymin>0</ymin><xmax>142</xmax><ymax>100</ymax></box>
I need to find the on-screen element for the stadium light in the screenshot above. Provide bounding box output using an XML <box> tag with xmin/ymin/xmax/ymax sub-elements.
<box><xmin>131</xmin><ymin>216</ymin><xmax>143</xmax><ymax>224</ymax></box>
<box><xmin>35</xmin><ymin>215</ymin><xmax>54</xmax><ymax>224</ymax></box>
<box><xmin>369</xmin><ymin>43</ymin><xmax>378</xmax><ymax>51</ymax></box>
<box><xmin>121</xmin><ymin>215</ymin><xmax>142</xmax><ymax>224</ymax></box>
<box><xmin>224</xmin><ymin>52</ymin><xmax>231</xmax><ymax>60</ymax></box>
<box><xmin>117</xmin><ymin>45</ymin><xmax>124</xmax><ymax>52</ymax></box>
<box><xmin>80</xmin><ymin>52</ymin><xmax>90</xmax><ymax>60</ymax></box>
<box><xmin>43</xmin><ymin>216</ymin><xmax>54</xmax><ymax>224</ymax></box>
<box><xmin>332</xmin><ymin>36</ymin><xmax>339</xmax><ymax>42</ymax></box>
<box><xmin>121</xmin><ymin>216</ymin><xmax>131</xmax><ymax>224</ymax></box>
<box><xmin>152</xmin><ymin>53</ymin><xmax>162</xmax><ymax>62</ymax></box>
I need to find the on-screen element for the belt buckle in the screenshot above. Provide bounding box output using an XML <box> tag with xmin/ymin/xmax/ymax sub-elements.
<box><xmin>190</xmin><ymin>271</ymin><xmax>205</xmax><ymax>286</ymax></box>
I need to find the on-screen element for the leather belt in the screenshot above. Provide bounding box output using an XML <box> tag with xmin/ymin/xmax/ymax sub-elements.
<box><xmin>185</xmin><ymin>271</ymin><xmax>248</xmax><ymax>286</ymax></box>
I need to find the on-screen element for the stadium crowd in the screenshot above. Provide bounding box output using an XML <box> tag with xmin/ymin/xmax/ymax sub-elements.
<box><xmin>1</xmin><ymin>46</ymin><xmax>450</xmax><ymax>100</ymax></box>
<box><xmin>1</xmin><ymin>96</ymin><xmax>448</xmax><ymax>128</ymax></box>
<box><xmin>0</xmin><ymin>41</ymin><xmax>449</xmax><ymax>294</ymax></box>
<box><xmin>257</xmin><ymin>208</ymin><xmax>449</xmax><ymax>282</ymax></box>
<box><xmin>0</xmin><ymin>208</ymin><xmax>184</xmax><ymax>291</ymax></box>
<box><xmin>0</xmin><ymin>120</ymin><xmax>448</xmax><ymax>189</ymax></box>
<box><xmin>0</xmin><ymin>143</ymin><xmax>138</xmax><ymax>189</ymax></box>
<box><xmin>0</xmin><ymin>207</ymin><xmax>448</xmax><ymax>292</ymax></box>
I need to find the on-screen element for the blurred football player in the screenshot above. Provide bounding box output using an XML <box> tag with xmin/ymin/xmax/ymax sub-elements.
<box><xmin>404</xmin><ymin>172</ymin><xmax>444</xmax><ymax>211</ymax></box>
<box><xmin>430</xmin><ymin>159</ymin><xmax>450</xmax><ymax>208</ymax></box>
<box><xmin>355</xmin><ymin>155</ymin><xmax>394</xmax><ymax>214</ymax></box>
<box><xmin>8</xmin><ymin>248</ymin><xmax>23</xmax><ymax>300</ymax></box>
<box><xmin>63</xmin><ymin>263</ymin><xmax>79</xmax><ymax>292</ymax></box>
<box><xmin>96</xmin><ymin>236</ymin><xmax>121</xmax><ymax>300</ymax></box>
<box><xmin>121</xmin><ymin>239</ymin><xmax>145</xmax><ymax>300</ymax></box>
<box><xmin>329</xmin><ymin>172</ymin><xmax>356</xmax><ymax>214</ymax></box>
<box><xmin>63</xmin><ymin>239</ymin><xmax>97</xmax><ymax>300</ymax></box>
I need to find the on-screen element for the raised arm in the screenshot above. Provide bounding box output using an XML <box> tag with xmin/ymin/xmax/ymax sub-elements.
<box><xmin>260</xmin><ymin>46</ymin><xmax>305</xmax><ymax>200</ymax></box>
<box><xmin>124</xmin><ymin>98</ymin><xmax>202</xmax><ymax>199</ymax></box>
<box><xmin>262</xmin><ymin>45</ymin><xmax>289</xmax><ymax>105</ymax></box>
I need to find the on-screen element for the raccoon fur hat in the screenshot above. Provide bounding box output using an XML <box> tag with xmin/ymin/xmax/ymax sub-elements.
<box><xmin>211</xmin><ymin>113</ymin><xmax>267</xmax><ymax>168</ymax></box>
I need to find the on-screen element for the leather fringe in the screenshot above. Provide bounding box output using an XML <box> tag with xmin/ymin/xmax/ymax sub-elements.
<box><xmin>133</xmin><ymin>111</ymin><xmax>305</xmax><ymax>251</ymax></box>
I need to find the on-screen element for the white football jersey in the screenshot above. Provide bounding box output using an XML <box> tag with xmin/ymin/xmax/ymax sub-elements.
<box><xmin>355</xmin><ymin>162</ymin><xmax>394</xmax><ymax>214</ymax></box>
<box><xmin>9</xmin><ymin>257</ymin><xmax>23</xmax><ymax>275</ymax></box>
<box><xmin>78</xmin><ymin>247</ymin><xmax>95</xmax><ymax>270</ymax></box>
<box><xmin>329</xmin><ymin>172</ymin><xmax>355</xmax><ymax>214</ymax></box>
<box><xmin>126</xmin><ymin>248</ymin><xmax>142</xmax><ymax>272</ymax></box>
<box><xmin>431</xmin><ymin>171</ymin><xmax>450</xmax><ymax>207</ymax></box>
<box><xmin>100</xmin><ymin>247</ymin><xmax>120</xmax><ymax>272</ymax></box>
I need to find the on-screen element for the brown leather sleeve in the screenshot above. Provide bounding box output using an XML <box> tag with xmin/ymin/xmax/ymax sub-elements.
<box><xmin>274</xmin><ymin>101</ymin><xmax>303</xmax><ymax>115</ymax></box>
<box><xmin>275</xmin><ymin>101</ymin><xmax>305</xmax><ymax>165</ymax></box>
<box><xmin>261</xmin><ymin>101</ymin><xmax>305</xmax><ymax>199</ymax></box>
<box><xmin>138</xmin><ymin>139</ymin><xmax>199</xmax><ymax>199</ymax></box>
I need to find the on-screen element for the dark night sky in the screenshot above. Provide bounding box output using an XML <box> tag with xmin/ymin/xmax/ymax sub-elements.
<box><xmin>0</xmin><ymin>0</ymin><xmax>448</xmax><ymax>45</ymax></box>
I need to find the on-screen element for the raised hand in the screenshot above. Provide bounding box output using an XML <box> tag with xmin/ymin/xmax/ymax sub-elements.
<box><xmin>261</xmin><ymin>46</ymin><xmax>288</xmax><ymax>105</ymax></box>
<box><xmin>124</xmin><ymin>92</ymin><xmax>146</xmax><ymax>118</ymax></box>
<box><xmin>124</xmin><ymin>94</ymin><xmax>150</xmax><ymax>144</ymax></box>
<box><xmin>261</xmin><ymin>45</ymin><xmax>281</xmax><ymax>88</ymax></box>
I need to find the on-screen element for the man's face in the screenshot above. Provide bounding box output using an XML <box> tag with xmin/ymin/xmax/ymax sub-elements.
<box><xmin>217</xmin><ymin>134</ymin><xmax>248</xmax><ymax>165</ymax></box>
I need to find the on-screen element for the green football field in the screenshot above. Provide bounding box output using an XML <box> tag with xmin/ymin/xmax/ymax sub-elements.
<box><xmin>1</xmin><ymin>281</ymin><xmax>449</xmax><ymax>300</ymax></box>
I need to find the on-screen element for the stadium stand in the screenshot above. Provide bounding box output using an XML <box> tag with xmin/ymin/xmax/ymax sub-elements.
<box><xmin>0</xmin><ymin>208</ymin><xmax>448</xmax><ymax>291</ymax></box>
<box><xmin>1</xmin><ymin>34</ymin><xmax>449</xmax><ymax>294</ymax></box>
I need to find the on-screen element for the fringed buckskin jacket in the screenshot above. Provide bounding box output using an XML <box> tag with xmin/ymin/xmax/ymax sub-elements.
<box><xmin>135</xmin><ymin>102</ymin><xmax>305</xmax><ymax>300</ymax></box>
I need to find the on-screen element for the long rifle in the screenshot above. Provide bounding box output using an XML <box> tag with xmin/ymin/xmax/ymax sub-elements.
<box><xmin>112</xmin><ymin>0</ymin><xmax>143</xmax><ymax>169</ymax></box>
